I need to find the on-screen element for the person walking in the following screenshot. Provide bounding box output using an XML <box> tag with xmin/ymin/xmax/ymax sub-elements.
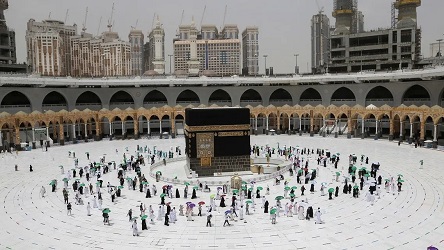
<box><xmin>132</xmin><ymin>220</ymin><xmax>139</xmax><ymax>236</ymax></box>
<box><xmin>67</xmin><ymin>202</ymin><xmax>72</xmax><ymax>215</ymax></box>
<box><xmin>128</xmin><ymin>209</ymin><xmax>133</xmax><ymax>221</ymax></box>
<box><xmin>206</xmin><ymin>213</ymin><xmax>212</xmax><ymax>227</ymax></box>
<box><xmin>86</xmin><ymin>202</ymin><xmax>91</xmax><ymax>216</ymax></box>
<box><xmin>223</xmin><ymin>213</ymin><xmax>230</xmax><ymax>227</ymax></box>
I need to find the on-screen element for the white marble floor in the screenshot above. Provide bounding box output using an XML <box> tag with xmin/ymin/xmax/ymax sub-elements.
<box><xmin>0</xmin><ymin>135</ymin><xmax>443</xmax><ymax>250</ymax></box>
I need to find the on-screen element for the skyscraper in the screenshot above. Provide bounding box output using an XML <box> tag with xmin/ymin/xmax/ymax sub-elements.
<box><xmin>26</xmin><ymin>19</ymin><xmax>77</xmax><ymax>76</ymax></box>
<box><xmin>147</xmin><ymin>16</ymin><xmax>165</xmax><ymax>75</ymax></box>
<box><xmin>242</xmin><ymin>27</ymin><xmax>259</xmax><ymax>76</ymax></box>
<box><xmin>0</xmin><ymin>0</ymin><xmax>26</xmax><ymax>73</ymax></box>
<box><xmin>70</xmin><ymin>30</ymin><xmax>131</xmax><ymax>77</ymax></box>
<box><xmin>129</xmin><ymin>29</ymin><xmax>144</xmax><ymax>76</ymax></box>
<box><xmin>173</xmin><ymin>20</ymin><xmax>241</xmax><ymax>76</ymax></box>
<box><xmin>311</xmin><ymin>13</ymin><xmax>330</xmax><ymax>73</ymax></box>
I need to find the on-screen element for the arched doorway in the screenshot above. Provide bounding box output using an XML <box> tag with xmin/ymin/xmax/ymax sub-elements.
<box><xmin>144</xmin><ymin>90</ymin><xmax>168</xmax><ymax>108</ymax></box>
<box><xmin>42</xmin><ymin>91</ymin><xmax>68</xmax><ymax>111</ymax></box>
<box><xmin>176</xmin><ymin>90</ymin><xmax>200</xmax><ymax>105</ymax></box>
<box><xmin>402</xmin><ymin>85</ymin><xmax>430</xmax><ymax>106</ymax></box>
<box><xmin>269</xmin><ymin>89</ymin><xmax>292</xmax><ymax>106</ymax></box>
<box><xmin>331</xmin><ymin>87</ymin><xmax>356</xmax><ymax>106</ymax></box>
<box><xmin>110</xmin><ymin>91</ymin><xmax>134</xmax><ymax>109</ymax></box>
<box><xmin>365</xmin><ymin>86</ymin><xmax>394</xmax><ymax>107</ymax></box>
<box><xmin>1</xmin><ymin>91</ymin><xmax>31</xmax><ymax>113</ymax></box>
<box><xmin>299</xmin><ymin>88</ymin><xmax>322</xmax><ymax>106</ymax></box>
<box><xmin>240</xmin><ymin>89</ymin><xmax>262</xmax><ymax>107</ymax></box>
<box><xmin>209</xmin><ymin>89</ymin><xmax>232</xmax><ymax>106</ymax></box>
<box><xmin>76</xmin><ymin>91</ymin><xmax>102</xmax><ymax>110</ymax></box>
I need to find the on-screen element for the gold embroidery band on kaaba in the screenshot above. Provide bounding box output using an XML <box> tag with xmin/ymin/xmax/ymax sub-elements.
<box><xmin>184</xmin><ymin>124</ymin><xmax>250</xmax><ymax>132</ymax></box>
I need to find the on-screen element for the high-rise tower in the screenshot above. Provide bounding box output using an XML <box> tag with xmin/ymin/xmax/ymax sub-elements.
<box><xmin>333</xmin><ymin>0</ymin><xmax>354</xmax><ymax>35</ymax></box>
<box><xmin>129</xmin><ymin>29</ymin><xmax>144</xmax><ymax>76</ymax></box>
<box><xmin>148</xmin><ymin>16</ymin><xmax>165</xmax><ymax>75</ymax></box>
<box><xmin>394</xmin><ymin>0</ymin><xmax>421</xmax><ymax>28</ymax></box>
<box><xmin>0</xmin><ymin>0</ymin><xmax>26</xmax><ymax>73</ymax></box>
<box><xmin>311</xmin><ymin>13</ymin><xmax>330</xmax><ymax>73</ymax></box>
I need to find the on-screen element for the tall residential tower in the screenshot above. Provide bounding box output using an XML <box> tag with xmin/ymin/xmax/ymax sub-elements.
<box><xmin>311</xmin><ymin>13</ymin><xmax>330</xmax><ymax>73</ymax></box>
<box><xmin>146</xmin><ymin>16</ymin><xmax>165</xmax><ymax>75</ymax></box>
<box><xmin>129</xmin><ymin>29</ymin><xmax>144</xmax><ymax>76</ymax></box>
<box><xmin>242</xmin><ymin>26</ymin><xmax>259</xmax><ymax>76</ymax></box>
<box><xmin>26</xmin><ymin>19</ymin><xmax>77</xmax><ymax>76</ymax></box>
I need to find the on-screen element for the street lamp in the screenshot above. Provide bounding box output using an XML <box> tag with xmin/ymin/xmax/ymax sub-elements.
<box><xmin>168</xmin><ymin>54</ymin><xmax>173</xmax><ymax>74</ymax></box>
<box><xmin>294</xmin><ymin>54</ymin><xmax>299</xmax><ymax>74</ymax></box>
<box><xmin>437</xmin><ymin>39</ymin><xmax>443</xmax><ymax>57</ymax></box>
<box><xmin>263</xmin><ymin>55</ymin><xmax>268</xmax><ymax>75</ymax></box>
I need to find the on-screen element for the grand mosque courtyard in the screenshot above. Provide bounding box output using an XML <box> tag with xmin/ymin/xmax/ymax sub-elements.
<box><xmin>0</xmin><ymin>135</ymin><xmax>443</xmax><ymax>250</ymax></box>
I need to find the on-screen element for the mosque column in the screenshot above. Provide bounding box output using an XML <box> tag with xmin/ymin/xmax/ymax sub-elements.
<box><xmin>171</xmin><ymin>116</ymin><xmax>176</xmax><ymax>139</ymax></box>
<box><xmin>334</xmin><ymin>119</ymin><xmax>338</xmax><ymax>138</ymax></box>
<box><xmin>389</xmin><ymin>118</ymin><xmax>394</xmax><ymax>141</ymax></box>
<box><xmin>134</xmin><ymin>117</ymin><xmax>139</xmax><ymax>140</ymax></box>
<box><xmin>409</xmin><ymin>122</ymin><xmax>413</xmax><ymax>144</ymax></box>
<box><xmin>95</xmin><ymin>120</ymin><xmax>101</xmax><ymax>141</ymax></box>
<box><xmin>122</xmin><ymin>120</ymin><xmax>126</xmax><ymax>138</ymax></box>
<box><xmin>375</xmin><ymin>120</ymin><xmax>379</xmax><ymax>140</ymax></box>
<box><xmin>59</xmin><ymin>122</ymin><xmax>65</xmax><ymax>146</ymax></box>
<box><xmin>361</xmin><ymin>117</ymin><xmax>365</xmax><ymax>139</ymax></box>
<box><xmin>347</xmin><ymin>117</ymin><xmax>352</xmax><ymax>139</ymax></box>
<box><xmin>288</xmin><ymin>116</ymin><xmax>291</xmax><ymax>135</ymax></box>
<box><xmin>310</xmin><ymin>117</ymin><xmax>314</xmax><ymax>137</ymax></box>
<box><xmin>299</xmin><ymin>117</ymin><xmax>302</xmax><ymax>132</ymax></box>
<box><xmin>254</xmin><ymin>117</ymin><xmax>258</xmax><ymax>134</ymax></box>
<box><xmin>276</xmin><ymin>115</ymin><xmax>281</xmax><ymax>134</ymax></box>
<box><xmin>419</xmin><ymin>121</ymin><xmax>425</xmax><ymax>143</ymax></box>
<box><xmin>14</xmin><ymin>126</ymin><xmax>21</xmax><ymax>150</ymax></box>
<box><xmin>433</xmin><ymin>124</ymin><xmax>438</xmax><ymax>148</ymax></box>
<box><xmin>265</xmin><ymin>115</ymin><xmax>269</xmax><ymax>135</ymax></box>
<box><xmin>109</xmin><ymin>122</ymin><xmax>113</xmax><ymax>137</ymax></box>
<box><xmin>399</xmin><ymin>120</ymin><xmax>403</xmax><ymax>142</ymax></box>
<box><xmin>159</xmin><ymin>120</ymin><xmax>163</xmax><ymax>138</ymax></box>
<box><xmin>72</xmin><ymin>123</ymin><xmax>77</xmax><ymax>143</ymax></box>
<box><xmin>147</xmin><ymin>119</ymin><xmax>151</xmax><ymax>135</ymax></box>
<box><xmin>84</xmin><ymin>122</ymin><xmax>88</xmax><ymax>141</ymax></box>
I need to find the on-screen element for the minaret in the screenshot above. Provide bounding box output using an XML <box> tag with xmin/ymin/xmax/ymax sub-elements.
<box><xmin>187</xmin><ymin>17</ymin><xmax>200</xmax><ymax>75</ymax></box>
<box><xmin>333</xmin><ymin>0</ymin><xmax>354</xmax><ymax>35</ymax></box>
<box><xmin>152</xmin><ymin>15</ymin><xmax>165</xmax><ymax>74</ymax></box>
<box><xmin>394</xmin><ymin>0</ymin><xmax>421</xmax><ymax>28</ymax></box>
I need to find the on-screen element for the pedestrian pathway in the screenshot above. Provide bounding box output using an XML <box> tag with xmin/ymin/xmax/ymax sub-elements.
<box><xmin>0</xmin><ymin>135</ymin><xmax>442</xmax><ymax>249</ymax></box>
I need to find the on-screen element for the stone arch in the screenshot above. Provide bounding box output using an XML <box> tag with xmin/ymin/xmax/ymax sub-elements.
<box><xmin>1</xmin><ymin>91</ymin><xmax>31</xmax><ymax>108</ymax></box>
<box><xmin>331</xmin><ymin>87</ymin><xmax>356</xmax><ymax>106</ymax></box>
<box><xmin>144</xmin><ymin>90</ymin><xmax>168</xmax><ymax>107</ymax></box>
<box><xmin>110</xmin><ymin>91</ymin><xmax>135</xmax><ymax>109</ymax></box>
<box><xmin>240</xmin><ymin>89</ymin><xmax>262</xmax><ymax>106</ymax></box>
<box><xmin>176</xmin><ymin>90</ymin><xmax>200</xmax><ymax>105</ymax></box>
<box><xmin>269</xmin><ymin>89</ymin><xmax>293</xmax><ymax>106</ymax></box>
<box><xmin>365</xmin><ymin>86</ymin><xmax>394</xmax><ymax>106</ymax></box>
<box><xmin>208</xmin><ymin>89</ymin><xmax>232</xmax><ymax>106</ymax></box>
<box><xmin>299</xmin><ymin>88</ymin><xmax>322</xmax><ymax>106</ymax></box>
<box><xmin>42</xmin><ymin>91</ymin><xmax>68</xmax><ymax>111</ymax></box>
<box><xmin>402</xmin><ymin>85</ymin><xmax>431</xmax><ymax>106</ymax></box>
<box><xmin>76</xmin><ymin>91</ymin><xmax>102</xmax><ymax>110</ymax></box>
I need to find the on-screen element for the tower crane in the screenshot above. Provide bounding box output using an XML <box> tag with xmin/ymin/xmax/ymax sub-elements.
<box><xmin>107</xmin><ymin>3</ymin><xmax>115</xmax><ymax>32</ymax></box>
<box><xmin>200</xmin><ymin>5</ymin><xmax>206</xmax><ymax>28</ymax></box>
<box><xmin>81</xmin><ymin>7</ymin><xmax>88</xmax><ymax>34</ymax></box>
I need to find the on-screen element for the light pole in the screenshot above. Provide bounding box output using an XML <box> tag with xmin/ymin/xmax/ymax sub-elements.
<box><xmin>294</xmin><ymin>54</ymin><xmax>299</xmax><ymax>74</ymax></box>
<box><xmin>168</xmin><ymin>54</ymin><xmax>173</xmax><ymax>74</ymax></box>
<box><xmin>263</xmin><ymin>55</ymin><xmax>268</xmax><ymax>75</ymax></box>
<box><xmin>437</xmin><ymin>39</ymin><xmax>443</xmax><ymax>57</ymax></box>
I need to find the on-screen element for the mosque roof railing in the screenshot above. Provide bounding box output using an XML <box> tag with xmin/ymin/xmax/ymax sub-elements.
<box><xmin>0</xmin><ymin>66</ymin><xmax>444</xmax><ymax>87</ymax></box>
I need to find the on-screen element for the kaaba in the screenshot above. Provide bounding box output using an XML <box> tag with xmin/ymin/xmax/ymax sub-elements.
<box><xmin>185</xmin><ymin>108</ymin><xmax>251</xmax><ymax>177</ymax></box>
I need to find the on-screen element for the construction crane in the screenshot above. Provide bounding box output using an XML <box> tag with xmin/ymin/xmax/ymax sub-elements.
<box><xmin>81</xmin><ymin>7</ymin><xmax>88</xmax><ymax>34</ymax></box>
<box><xmin>64</xmin><ymin>9</ymin><xmax>69</xmax><ymax>23</ymax></box>
<box><xmin>131</xmin><ymin>19</ymin><xmax>138</xmax><ymax>30</ymax></box>
<box><xmin>200</xmin><ymin>5</ymin><xmax>206</xmax><ymax>28</ymax></box>
<box><xmin>107</xmin><ymin>3</ymin><xmax>115</xmax><ymax>32</ymax></box>
<box><xmin>222</xmin><ymin>5</ymin><xmax>227</xmax><ymax>28</ymax></box>
<box><xmin>315</xmin><ymin>0</ymin><xmax>324</xmax><ymax>14</ymax></box>
<box><xmin>96</xmin><ymin>16</ymin><xmax>102</xmax><ymax>36</ymax></box>
<box><xmin>176</xmin><ymin>10</ymin><xmax>184</xmax><ymax>37</ymax></box>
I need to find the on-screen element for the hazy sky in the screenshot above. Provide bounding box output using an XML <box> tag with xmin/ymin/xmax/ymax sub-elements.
<box><xmin>6</xmin><ymin>0</ymin><xmax>443</xmax><ymax>74</ymax></box>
